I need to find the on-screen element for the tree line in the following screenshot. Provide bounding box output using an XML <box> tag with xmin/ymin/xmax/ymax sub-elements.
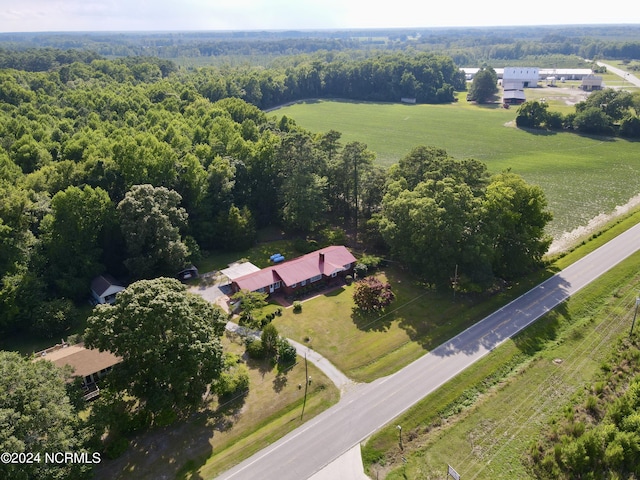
<box><xmin>0</xmin><ymin>48</ymin><xmax>463</xmax><ymax>108</ymax></box>
<box><xmin>3</xmin><ymin>25</ymin><xmax>640</xmax><ymax>65</ymax></box>
<box><xmin>0</xmin><ymin>54</ymin><xmax>552</xmax><ymax>340</ymax></box>
<box><xmin>515</xmin><ymin>88</ymin><xmax>640</xmax><ymax>138</ymax></box>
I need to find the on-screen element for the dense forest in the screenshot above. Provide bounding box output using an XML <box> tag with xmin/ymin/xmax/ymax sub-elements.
<box><xmin>2</xmin><ymin>25</ymin><xmax>640</xmax><ymax>65</ymax></box>
<box><xmin>0</xmin><ymin>48</ymin><xmax>552</xmax><ymax>343</ymax></box>
<box><xmin>0</xmin><ymin>47</ymin><xmax>464</xmax><ymax>107</ymax></box>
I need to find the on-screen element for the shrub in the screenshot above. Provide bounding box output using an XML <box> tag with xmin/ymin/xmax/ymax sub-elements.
<box><xmin>261</xmin><ymin>323</ymin><xmax>279</xmax><ymax>356</ymax></box>
<box><xmin>545</xmin><ymin>111</ymin><xmax>564</xmax><ymax>130</ymax></box>
<box><xmin>319</xmin><ymin>226</ymin><xmax>347</xmax><ymax>246</ymax></box>
<box><xmin>358</xmin><ymin>254</ymin><xmax>383</xmax><ymax>270</ymax></box>
<box><xmin>214</xmin><ymin>363</ymin><xmax>250</xmax><ymax>400</ymax></box>
<box><xmin>293</xmin><ymin>237</ymin><xmax>318</xmax><ymax>254</ymax></box>
<box><xmin>277</xmin><ymin>338</ymin><xmax>297</xmax><ymax>365</ymax></box>
<box><xmin>293</xmin><ymin>301</ymin><xmax>302</xmax><ymax>313</ymax></box>
<box><xmin>585</xmin><ymin>395</ymin><xmax>599</xmax><ymax>413</ymax></box>
<box><xmin>620</xmin><ymin>115</ymin><xmax>640</xmax><ymax>138</ymax></box>
<box><xmin>345</xmin><ymin>275</ymin><xmax>353</xmax><ymax>285</ymax></box>
<box><xmin>354</xmin><ymin>263</ymin><xmax>368</xmax><ymax>278</ymax></box>
<box><xmin>245</xmin><ymin>339</ymin><xmax>266</xmax><ymax>359</ymax></box>
<box><xmin>353</xmin><ymin>276</ymin><xmax>395</xmax><ymax>311</ymax></box>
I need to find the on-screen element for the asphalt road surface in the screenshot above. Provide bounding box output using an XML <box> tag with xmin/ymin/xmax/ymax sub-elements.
<box><xmin>596</xmin><ymin>61</ymin><xmax>640</xmax><ymax>87</ymax></box>
<box><xmin>218</xmin><ymin>222</ymin><xmax>640</xmax><ymax>480</ymax></box>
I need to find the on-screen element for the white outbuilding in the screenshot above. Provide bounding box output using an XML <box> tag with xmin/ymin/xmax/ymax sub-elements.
<box><xmin>503</xmin><ymin>67</ymin><xmax>539</xmax><ymax>89</ymax></box>
<box><xmin>90</xmin><ymin>274</ymin><xmax>125</xmax><ymax>305</ymax></box>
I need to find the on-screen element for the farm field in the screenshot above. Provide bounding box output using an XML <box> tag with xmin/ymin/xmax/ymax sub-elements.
<box><xmin>275</xmin><ymin>95</ymin><xmax>640</xmax><ymax>239</ymax></box>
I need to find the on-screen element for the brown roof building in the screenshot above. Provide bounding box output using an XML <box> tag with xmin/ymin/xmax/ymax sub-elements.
<box><xmin>36</xmin><ymin>343</ymin><xmax>121</xmax><ymax>400</ymax></box>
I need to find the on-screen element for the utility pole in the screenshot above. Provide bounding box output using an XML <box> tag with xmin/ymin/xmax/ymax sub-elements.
<box><xmin>452</xmin><ymin>264</ymin><xmax>459</xmax><ymax>299</ymax></box>
<box><xmin>301</xmin><ymin>353</ymin><xmax>309</xmax><ymax>420</ymax></box>
<box><xmin>631</xmin><ymin>296</ymin><xmax>640</xmax><ymax>337</ymax></box>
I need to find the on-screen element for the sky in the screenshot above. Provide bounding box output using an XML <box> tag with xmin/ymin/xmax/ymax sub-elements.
<box><xmin>1</xmin><ymin>0</ymin><xmax>639</xmax><ymax>33</ymax></box>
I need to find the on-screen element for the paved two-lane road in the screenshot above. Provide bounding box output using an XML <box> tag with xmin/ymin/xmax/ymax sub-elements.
<box><xmin>596</xmin><ymin>61</ymin><xmax>640</xmax><ymax>88</ymax></box>
<box><xmin>219</xmin><ymin>222</ymin><xmax>640</xmax><ymax>480</ymax></box>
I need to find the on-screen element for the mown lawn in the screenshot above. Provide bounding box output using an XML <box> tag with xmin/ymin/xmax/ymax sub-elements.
<box><xmin>275</xmin><ymin>96</ymin><xmax>640</xmax><ymax>239</ymax></box>
<box><xmin>272</xmin><ymin>267</ymin><xmax>541</xmax><ymax>383</ymax></box>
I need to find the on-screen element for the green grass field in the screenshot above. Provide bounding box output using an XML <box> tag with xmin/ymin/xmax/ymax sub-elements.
<box><xmin>275</xmin><ymin>96</ymin><xmax>640</xmax><ymax>239</ymax></box>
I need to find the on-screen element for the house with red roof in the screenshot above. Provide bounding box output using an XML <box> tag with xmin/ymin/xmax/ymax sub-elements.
<box><xmin>231</xmin><ymin>245</ymin><xmax>357</xmax><ymax>297</ymax></box>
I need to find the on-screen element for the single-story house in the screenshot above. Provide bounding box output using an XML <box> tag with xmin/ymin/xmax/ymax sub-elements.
<box><xmin>91</xmin><ymin>274</ymin><xmax>125</xmax><ymax>305</ymax></box>
<box><xmin>36</xmin><ymin>342</ymin><xmax>122</xmax><ymax>400</ymax></box>
<box><xmin>231</xmin><ymin>245</ymin><xmax>357</xmax><ymax>297</ymax></box>
<box><xmin>581</xmin><ymin>74</ymin><xmax>603</xmax><ymax>91</ymax></box>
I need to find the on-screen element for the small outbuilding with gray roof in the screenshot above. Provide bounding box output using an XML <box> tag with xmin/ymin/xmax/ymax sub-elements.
<box><xmin>90</xmin><ymin>274</ymin><xmax>125</xmax><ymax>305</ymax></box>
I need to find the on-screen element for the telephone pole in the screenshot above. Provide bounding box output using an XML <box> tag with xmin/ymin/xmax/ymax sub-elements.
<box><xmin>631</xmin><ymin>296</ymin><xmax>640</xmax><ymax>337</ymax></box>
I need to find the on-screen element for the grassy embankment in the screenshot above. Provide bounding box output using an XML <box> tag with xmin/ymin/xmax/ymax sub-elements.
<box><xmin>361</xmin><ymin>209</ymin><xmax>640</xmax><ymax>479</ymax></box>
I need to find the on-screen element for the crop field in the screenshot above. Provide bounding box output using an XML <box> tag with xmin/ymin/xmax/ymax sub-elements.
<box><xmin>275</xmin><ymin>95</ymin><xmax>640</xmax><ymax>240</ymax></box>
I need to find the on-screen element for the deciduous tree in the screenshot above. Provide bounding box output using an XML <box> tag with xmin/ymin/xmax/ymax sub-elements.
<box><xmin>84</xmin><ymin>277</ymin><xmax>227</xmax><ymax>415</ymax></box>
<box><xmin>0</xmin><ymin>351</ymin><xmax>89</xmax><ymax>480</ymax></box>
<box><xmin>516</xmin><ymin>101</ymin><xmax>549</xmax><ymax>129</ymax></box>
<box><xmin>482</xmin><ymin>172</ymin><xmax>553</xmax><ymax>278</ymax></box>
<box><xmin>41</xmin><ymin>185</ymin><xmax>115</xmax><ymax>300</ymax></box>
<box><xmin>117</xmin><ymin>184</ymin><xmax>190</xmax><ymax>278</ymax></box>
<box><xmin>468</xmin><ymin>68</ymin><xmax>498</xmax><ymax>104</ymax></box>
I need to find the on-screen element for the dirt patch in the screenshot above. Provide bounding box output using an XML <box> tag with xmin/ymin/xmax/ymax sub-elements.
<box><xmin>547</xmin><ymin>193</ymin><xmax>640</xmax><ymax>255</ymax></box>
<box><xmin>543</xmin><ymin>86</ymin><xmax>588</xmax><ymax>105</ymax></box>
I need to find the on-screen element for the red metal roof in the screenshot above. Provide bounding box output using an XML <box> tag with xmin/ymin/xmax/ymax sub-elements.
<box><xmin>233</xmin><ymin>246</ymin><xmax>356</xmax><ymax>292</ymax></box>
<box><xmin>233</xmin><ymin>267</ymin><xmax>282</xmax><ymax>292</ymax></box>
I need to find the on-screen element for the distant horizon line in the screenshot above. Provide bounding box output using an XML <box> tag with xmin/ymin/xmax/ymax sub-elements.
<box><xmin>2</xmin><ymin>23</ymin><xmax>640</xmax><ymax>36</ymax></box>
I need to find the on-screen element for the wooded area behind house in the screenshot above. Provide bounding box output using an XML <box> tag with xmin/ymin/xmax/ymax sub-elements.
<box><xmin>0</xmin><ymin>44</ymin><xmax>559</xmax><ymax>340</ymax></box>
<box><xmin>1</xmin><ymin>26</ymin><xmax>639</xmax><ymax>479</ymax></box>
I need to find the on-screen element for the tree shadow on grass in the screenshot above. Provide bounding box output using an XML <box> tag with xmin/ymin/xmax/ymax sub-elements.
<box><xmin>273</xmin><ymin>371</ymin><xmax>288</xmax><ymax>393</ymax></box>
<box><xmin>359</xmin><ymin>264</ymin><xmax>575</xmax><ymax>361</ymax></box>
<box><xmin>517</xmin><ymin>126</ymin><xmax>560</xmax><ymax>136</ymax></box>
<box><xmin>93</xmin><ymin>396</ymin><xmax>252</xmax><ymax>480</ymax></box>
<box><xmin>245</xmin><ymin>356</ymin><xmax>275</xmax><ymax>379</ymax></box>
<box><xmin>351</xmin><ymin>307</ymin><xmax>395</xmax><ymax>332</ymax></box>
